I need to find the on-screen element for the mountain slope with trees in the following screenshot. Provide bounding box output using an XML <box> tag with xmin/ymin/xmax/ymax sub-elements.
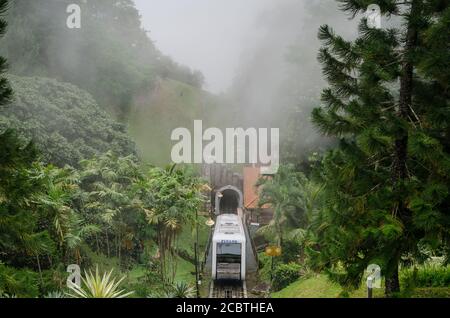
<box><xmin>1</xmin><ymin>0</ymin><xmax>205</xmax><ymax>121</ymax></box>
<box><xmin>0</xmin><ymin>75</ymin><xmax>136</xmax><ymax>167</ymax></box>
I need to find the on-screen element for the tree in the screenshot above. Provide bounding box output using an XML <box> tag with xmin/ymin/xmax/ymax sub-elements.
<box><xmin>309</xmin><ymin>0</ymin><xmax>450</xmax><ymax>296</ymax></box>
<box><xmin>0</xmin><ymin>1</ymin><xmax>55</xmax><ymax>294</ymax></box>
<box><xmin>37</xmin><ymin>165</ymin><xmax>99</xmax><ymax>265</ymax></box>
<box><xmin>143</xmin><ymin>165</ymin><xmax>204</xmax><ymax>285</ymax></box>
<box><xmin>0</xmin><ymin>130</ymin><xmax>56</xmax><ymax>287</ymax></box>
<box><xmin>257</xmin><ymin>165</ymin><xmax>311</xmax><ymax>247</ymax></box>
<box><xmin>0</xmin><ymin>75</ymin><xmax>137</xmax><ymax>168</ymax></box>
<box><xmin>78</xmin><ymin>151</ymin><xmax>146</xmax><ymax>263</ymax></box>
<box><xmin>0</xmin><ymin>0</ymin><xmax>11</xmax><ymax>106</ymax></box>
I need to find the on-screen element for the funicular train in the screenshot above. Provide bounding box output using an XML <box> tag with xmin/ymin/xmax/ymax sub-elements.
<box><xmin>211</xmin><ymin>214</ymin><xmax>246</xmax><ymax>281</ymax></box>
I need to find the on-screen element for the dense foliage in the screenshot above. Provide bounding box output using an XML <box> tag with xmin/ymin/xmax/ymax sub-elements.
<box><xmin>0</xmin><ymin>0</ymin><xmax>448</xmax><ymax>299</ymax></box>
<box><xmin>272</xmin><ymin>262</ymin><xmax>302</xmax><ymax>291</ymax></box>
<box><xmin>1</xmin><ymin>0</ymin><xmax>204</xmax><ymax>119</ymax></box>
<box><xmin>0</xmin><ymin>75</ymin><xmax>136</xmax><ymax>167</ymax></box>
<box><xmin>0</xmin><ymin>142</ymin><xmax>205</xmax><ymax>297</ymax></box>
<box><xmin>0</xmin><ymin>1</ymin><xmax>46</xmax><ymax>298</ymax></box>
<box><xmin>257</xmin><ymin>165</ymin><xmax>315</xmax><ymax>247</ymax></box>
<box><xmin>306</xmin><ymin>0</ymin><xmax>450</xmax><ymax>296</ymax></box>
<box><xmin>144</xmin><ymin>165</ymin><xmax>206</xmax><ymax>284</ymax></box>
<box><xmin>0</xmin><ymin>0</ymin><xmax>208</xmax><ymax>298</ymax></box>
<box><xmin>401</xmin><ymin>265</ymin><xmax>450</xmax><ymax>289</ymax></box>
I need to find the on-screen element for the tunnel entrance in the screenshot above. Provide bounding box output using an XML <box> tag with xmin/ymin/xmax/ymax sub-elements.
<box><xmin>219</xmin><ymin>189</ymin><xmax>240</xmax><ymax>214</ymax></box>
<box><xmin>215</xmin><ymin>185</ymin><xmax>243</xmax><ymax>215</ymax></box>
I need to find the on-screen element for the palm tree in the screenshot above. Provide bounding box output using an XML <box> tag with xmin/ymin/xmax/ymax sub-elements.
<box><xmin>143</xmin><ymin>165</ymin><xmax>204</xmax><ymax>285</ymax></box>
<box><xmin>79</xmin><ymin>152</ymin><xmax>144</xmax><ymax>262</ymax></box>
<box><xmin>257</xmin><ymin>165</ymin><xmax>310</xmax><ymax>246</ymax></box>
<box><xmin>37</xmin><ymin>165</ymin><xmax>99</xmax><ymax>264</ymax></box>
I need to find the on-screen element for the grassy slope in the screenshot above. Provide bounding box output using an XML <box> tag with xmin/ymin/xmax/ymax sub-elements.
<box><xmin>271</xmin><ymin>274</ymin><xmax>382</xmax><ymax>298</ymax></box>
<box><xmin>271</xmin><ymin>274</ymin><xmax>450</xmax><ymax>298</ymax></box>
<box><xmin>128</xmin><ymin>78</ymin><xmax>222</xmax><ymax>166</ymax></box>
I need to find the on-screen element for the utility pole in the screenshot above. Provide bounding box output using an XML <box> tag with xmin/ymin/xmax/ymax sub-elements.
<box><xmin>270</xmin><ymin>256</ymin><xmax>275</xmax><ymax>282</ymax></box>
<box><xmin>367</xmin><ymin>276</ymin><xmax>373</xmax><ymax>299</ymax></box>
<box><xmin>195</xmin><ymin>208</ymin><xmax>200</xmax><ymax>298</ymax></box>
<box><xmin>194</xmin><ymin>242</ymin><xmax>200</xmax><ymax>298</ymax></box>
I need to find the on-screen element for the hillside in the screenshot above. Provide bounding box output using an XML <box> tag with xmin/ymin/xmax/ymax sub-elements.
<box><xmin>1</xmin><ymin>0</ymin><xmax>204</xmax><ymax>120</ymax></box>
<box><xmin>0</xmin><ymin>75</ymin><xmax>136</xmax><ymax>167</ymax></box>
<box><xmin>128</xmin><ymin>78</ymin><xmax>225</xmax><ymax>166</ymax></box>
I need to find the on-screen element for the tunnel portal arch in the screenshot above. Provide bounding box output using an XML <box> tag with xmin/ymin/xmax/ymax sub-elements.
<box><xmin>215</xmin><ymin>185</ymin><xmax>243</xmax><ymax>215</ymax></box>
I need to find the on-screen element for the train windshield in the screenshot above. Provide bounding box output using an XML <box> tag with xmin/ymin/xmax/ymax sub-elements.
<box><xmin>217</xmin><ymin>243</ymin><xmax>241</xmax><ymax>263</ymax></box>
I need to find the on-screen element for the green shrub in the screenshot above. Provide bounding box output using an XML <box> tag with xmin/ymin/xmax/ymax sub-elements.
<box><xmin>400</xmin><ymin>265</ymin><xmax>450</xmax><ymax>288</ymax></box>
<box><xmin>44</xmin><ymin>291</ymin><xmax>65</xmax><ymax>298</ymax></box>
<box><xmin>66</xmin><ymin>266</ymin><xmax>133</xmax><ymax>298</ymax></box>
<box><xmin>281</xmin><ymin>240</ymin><xmax>302</xmax><ymax>264</ymax></box>
<box><xmin>272</xmin><ymin>262</ymin><xmax>302</xmax><ymax>291</ymax></box>
<box><xmin>39</xmin><ymin>267</ymin><xmax>68</xmax><ymax>296</ymax></box>
<box><xmin>128</xmin><ymin>282</ymin><xmax>158</xmax><ymax>298</ymax></box>
<box><xmin>257</xmin><ymin>252</ymin><xmax>273</xmax><ymax>282</ymax></box>
<box><xmin>165</xmin><ymin>282</ymin><xmax>195</xmax><ymax>298</ymax></box>
<box><xmin>0</xmin><ymin>263</ymin><xmax>40</xmax><ymax>298</ymax></box>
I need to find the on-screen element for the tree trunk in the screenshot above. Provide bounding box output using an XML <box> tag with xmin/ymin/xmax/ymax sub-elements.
<box><xmin>95</xmin><ymin>233</ymin><xmax>100</xmax><ymax>253</ymax></box>
<box><xmin>385</xmin><ymin>255</ymin><xmax>401</xmax><ymax>297</ymax></box>
<box><xmin>105</xmin><ymin>230</ymin><xmax>110</xmax><ymax>257</ymax></box>
<box><xmin>385</xmin><ymin>268</ymin><xmax>400</xmax><ymax>297</ymax></box>
<box><xmin>118</xmin><ymin>230</ymin><xmax>121</xmax><ymax>265</ymax></box>
<box><xmin>35</xmin><ymin>254</ymin><xmax>44</xmax><ymax>286</ymax></box>
<box><xmin>389</xmin><ymin>0</ymin><xmax>420</xmax><ymax>296</ymax></box>
<box><xmin>394</xmin><ymin>6</ymin><xmax>417</xmax><ymax>185</ymax></box>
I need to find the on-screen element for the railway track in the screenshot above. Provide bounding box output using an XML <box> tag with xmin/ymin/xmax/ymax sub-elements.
<box><xmin>209</xmin><ymin>281</ymin><xmax>247</xmax><ymax>298</ymax></box>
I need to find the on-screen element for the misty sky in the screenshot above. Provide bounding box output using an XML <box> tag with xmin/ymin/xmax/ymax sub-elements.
<box><xmin>134</xmin><ymin>0</ymin><xmax>277</xmax><ymax>94</ymax></box>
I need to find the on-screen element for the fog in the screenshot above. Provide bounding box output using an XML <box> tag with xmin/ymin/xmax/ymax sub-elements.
<box><xmin>135</xmin><ymin>0</ymin><xmax>359</xmax><ymax>93</ymax></box>
<box><xmin>1</xmin><ymin>0</ymin><xmax>365</xmax><ymax>165</ymax></box>
<box><xmin>135</xmin><ymin>0</ymin><xmax>277</xmax><ymax>93</ymax></box>
<box><xmin>135</xmin><ymin>0</ymin><xmax>361</xmax><ymax>160</ymax></box>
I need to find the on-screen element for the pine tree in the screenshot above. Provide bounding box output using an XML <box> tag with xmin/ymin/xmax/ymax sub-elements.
<box><xmin>309</xmin><ymin>0</ymin><xmax>450</xmax><ymax>296</ymax></box>
<box><xmin>0</xmin><ymin>0</ymin><xmax>54</xmax><ymax>294</ymax></box>
<box><xmin>0</xmin><ymin>0</ymin><xmax>11</xmax><ymax>106</ymax></box>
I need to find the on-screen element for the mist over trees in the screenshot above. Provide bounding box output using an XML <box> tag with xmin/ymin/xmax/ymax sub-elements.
<box><xmin>1</xmin><ymin>0</ymin><xmax>204</xmax><ymax>120</ymax></box>
<box><xmin>0</xmin><ymin>0</ymin><xmax>448</xmax><ymax>299</ymax></box>
<box><xmin>223</xmin><ymin>0</ymin><xmax>360</xmax><ymax>164</ymax></box>
<box><xmin>0</xmin><ymin>0</ymin><xmax>208</xmax><ymax>166</ymax></box>
<box><xmin>0</xmin><ymin>0</ymin><xmax>207</xmax><ymax>298</ymax></box>
<box><xmin>221</xmin><ymin>0</ymin><xmax>449</xmax><ymax>297</ymax></box>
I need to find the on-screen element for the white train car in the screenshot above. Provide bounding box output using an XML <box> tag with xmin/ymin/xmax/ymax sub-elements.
<box><xmin>211</xmin><ymin>214</ymin><xmax>246</xmax><ymax>281</ymax></box>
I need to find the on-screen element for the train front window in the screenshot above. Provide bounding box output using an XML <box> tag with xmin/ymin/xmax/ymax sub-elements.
<box><xmin>217</xmin><ymin>243</ymin><xmax>241</xmax><ymax>263</ymax></box>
